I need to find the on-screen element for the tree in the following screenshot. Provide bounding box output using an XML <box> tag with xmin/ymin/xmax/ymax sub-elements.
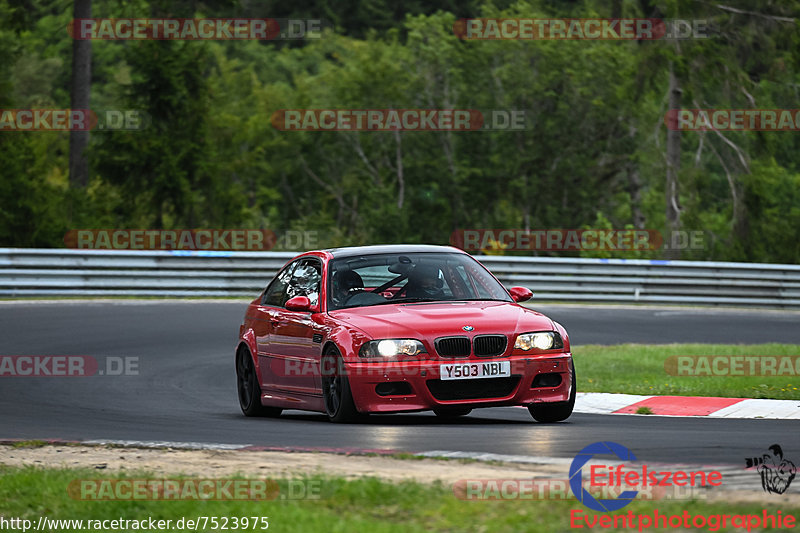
<box><xmin>68</xmin><ymin>0</ymin><xmax>91</xmax><ymax>188</ymax></box>
<box><xmin>92</xmin><ymin>40</ymin><xmax>215</xmax><ymax>228</ymax></box>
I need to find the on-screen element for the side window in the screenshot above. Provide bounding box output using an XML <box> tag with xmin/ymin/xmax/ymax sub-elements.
<box><xmin>286</xmin><ymin>259</ymin><xmax>322</xmax><ymax>306</ymax></box>
<box><xmin>262</xmin><ymin>262</ymin><xmax>297</xmax><ymax>307</ymax></box>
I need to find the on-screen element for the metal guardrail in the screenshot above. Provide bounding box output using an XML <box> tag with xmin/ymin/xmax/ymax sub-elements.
<box><xmin>1</xmin><ymin>248</ymin><xmax>799</xmax><ymax>308</ymax></box>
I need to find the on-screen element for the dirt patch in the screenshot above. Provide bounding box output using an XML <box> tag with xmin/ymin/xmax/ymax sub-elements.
<box><xmin>0</xmin><ymin>445</ymin><xmax>563</xmax><ymax>483</ymax></box>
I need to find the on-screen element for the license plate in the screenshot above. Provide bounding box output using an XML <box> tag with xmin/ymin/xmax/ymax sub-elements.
<box><xmin>439</xmin><ymin>361</ymin><xmax>511</xmax><ymax>380</ymax></box>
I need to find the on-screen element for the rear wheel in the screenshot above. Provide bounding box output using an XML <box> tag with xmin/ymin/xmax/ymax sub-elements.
<box><xmin>236</xmin><ymin>347</ymin><xmax>282</xmax><ymax>417</ymax></box>
<box><xmin>321</xmin><ymin>346</ymin><xmax>360</xmax><ymax>423</ymax></box>
<box><xmin>433</xmin><ymin>408</ymin><xmax>472</xmax><ymax>419</ymax></box>
<box><xmin>528</xmin><ymin>361</ymin><xmax>576</xmax><ymax>423</ymax></box>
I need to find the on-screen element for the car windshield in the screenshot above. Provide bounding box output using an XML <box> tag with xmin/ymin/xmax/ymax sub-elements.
<box><xmin>327</xmin><ymin>252</ymin><xmax>512</xmax><ymax>310</ymax></box>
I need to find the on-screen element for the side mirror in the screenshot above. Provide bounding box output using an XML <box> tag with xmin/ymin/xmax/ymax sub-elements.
<box><xmin>508</xmin><ymin>286</ymin><xmax>533</xmax><ymax>303</ymax></box>
<box><xmin>285</xmin><ymin>295</ymin><xmax>316</xmax><ymax>312</ymax></box>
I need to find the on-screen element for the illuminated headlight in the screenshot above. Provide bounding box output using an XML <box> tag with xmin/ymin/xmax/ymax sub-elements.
<box><xmin>514</xmin><ymin>331</ymin><xmax>563</xmax><ymax>351</ymax></box>
<box><xmin>359</xmin><ymin>339</ymin><xmax>427</xmax><ymax>358</ymax></box>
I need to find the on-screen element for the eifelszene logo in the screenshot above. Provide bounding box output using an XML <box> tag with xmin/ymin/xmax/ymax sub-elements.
<box><xmin>570</xmin><ymin>442</ymin><xmax>723</xmax><ymax>512</ymax></box>
<box><xmin>570</xmin><ymin>442</ymin><xmax>638</xmax><ymax>512</ymax></box>
<box><xmin>746</xmin><ymin>445</ymin><xmax>796</xmax><ymax>494</ymax></box>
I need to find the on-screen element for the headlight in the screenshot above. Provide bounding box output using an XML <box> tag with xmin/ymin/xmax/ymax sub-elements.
<box><xmin>359</xmin><ymin>339</ymin><xmax>427</xmax><ymax>358</ymax></box>
<box><xmin>514</xmin><ymin>331</ymin><xmax>563</xmax><ymax>351</ymax></box>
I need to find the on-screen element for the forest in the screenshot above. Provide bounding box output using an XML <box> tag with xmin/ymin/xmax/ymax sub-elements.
<box><xmin>1</xmin><ymin>0</ymin><xmax>798</xmax><ymax>262</ymax></box>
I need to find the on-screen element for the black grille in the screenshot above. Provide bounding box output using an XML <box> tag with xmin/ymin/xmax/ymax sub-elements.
<box><xmin>427</xmin><ymin>376</ymin><xmax>521</xmax><ymax>401</ymax></box>
<box><xmin>473</xmin><ymin>335</ymin><xmax>507</xmax><ymax>357</ymax></box>
<box><xmin>435</xmin><ymin>336</ymin><xmax>471</xmax><ymax>357</ymax></box>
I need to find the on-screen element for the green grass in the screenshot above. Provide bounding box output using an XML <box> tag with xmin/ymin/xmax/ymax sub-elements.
<box><xmin>8</xmin><ymin>440</ymin><xmax>50</xmax><ymax>448</ymax></box>
<box><xmin>1</xmin><ymin>466</ymin><xmax>797</xmax><ymax>533</ymax></box>
<box><xmin>574</xmin><ymin>343</ymin><xmax>800</xmax><ymax>399</ymax></box>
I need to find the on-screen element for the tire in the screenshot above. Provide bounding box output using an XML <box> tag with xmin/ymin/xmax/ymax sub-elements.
<box><xmin>433</xmin><ymin>408</ymin><xmax>472</xmax><ymax>418</ymax></box>
<box><xmin>321</xmin><ymin>346</ymin><xmax>360</xmax><ymax>423</ymax></box>
<box><xmin>528</xmin><ymin>360</ymin><xmax>576</xmax><ymax>423</ymax></box>
<box><xmin>236</xmin><ymin>346</ymin><xmax>282</xmax><ymax>417</ymax></box>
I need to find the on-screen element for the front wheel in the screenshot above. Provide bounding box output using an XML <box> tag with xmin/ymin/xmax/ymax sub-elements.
<box><xmin>528</xmin><ymin>360</ymin><xmax>576</xmax><ymax>423</ymax></box>
<box><xmin>321</xmin><ymin>347</ymin><xmax>360</xmax><ymax>423</ymax></box>
<box><xmin>236</xmin><ymin>347</ymin><xmax>282</xmax><ymax>417</ymax></box>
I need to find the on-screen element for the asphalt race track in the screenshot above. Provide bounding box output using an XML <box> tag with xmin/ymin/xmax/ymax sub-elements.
<box><xmin>1</xmin><ymin>301</ymin><xmax>798</xmax><ymax>466</ymax></box>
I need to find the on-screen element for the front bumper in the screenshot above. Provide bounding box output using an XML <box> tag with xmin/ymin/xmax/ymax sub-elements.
<box><xmin>345</xmin><ymin>354</ymin><xmax>572</xmax><ymax>413</ymax></box>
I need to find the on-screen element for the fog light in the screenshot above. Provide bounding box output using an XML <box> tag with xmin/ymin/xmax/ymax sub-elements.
<box><xmin>375</xmin><ymin>382</ymin><xmax>413</xmax><ymax>396</ymax></box>
<box><xmin>532</xmin><ymin>373</ymin><xmax>562</xmax><ymax>388</ymax></box>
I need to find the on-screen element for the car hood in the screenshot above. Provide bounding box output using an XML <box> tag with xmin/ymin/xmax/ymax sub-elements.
<box><xmin>328</xmin><ymin>300</ymin><xmax>554</xmax><ymax>340</ymax></box>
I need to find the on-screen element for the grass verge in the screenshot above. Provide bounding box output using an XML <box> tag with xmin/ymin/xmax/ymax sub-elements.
<box><xmin>573</xmin><ymin>343</ymin><xmax>800</xmax><ymax>399</ymax></box>
<box><xmin>1</xmin><ymin>466</ymin><xmax>798</xmax><ymax>533</ymax></box>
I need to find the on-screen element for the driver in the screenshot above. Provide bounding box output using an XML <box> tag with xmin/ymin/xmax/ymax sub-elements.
<box><xmin>405</xmin><ymin>264</ymin><xmax>445</xmax><ymax>299</ymax></box>
<box><xmin>332</xmin><ymin>269</ymin><xmax>364</xmax><ymax>306</ymax></box>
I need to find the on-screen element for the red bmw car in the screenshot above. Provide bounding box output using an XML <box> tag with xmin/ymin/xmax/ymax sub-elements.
<box><xmin>235</xmin><ymin>245</ymin><xmax>575</xmax><ymax>423</ymax></box>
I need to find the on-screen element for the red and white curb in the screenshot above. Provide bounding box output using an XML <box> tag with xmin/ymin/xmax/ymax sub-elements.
<box><xmin>575</xmin><ymin>392</ymin><xmax>800</xmax><ymax>419</ymax></box>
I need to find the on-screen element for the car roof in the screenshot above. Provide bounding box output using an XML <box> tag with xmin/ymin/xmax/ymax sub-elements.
<box><xmin>323</xmin><ymin>244</ymin><xmax>467</xmax><ymax>259</ymax></box>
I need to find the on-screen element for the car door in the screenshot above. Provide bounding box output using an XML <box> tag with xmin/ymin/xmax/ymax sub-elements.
<box><xmin>268</xmin><ymin>258</ymin><xmax>323</xmax><ymax>395</ymax></box>
<box><xmin>256</xmin><ymin>261</ymin><xmax>297</xmax><ymax>392</ymax></box>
